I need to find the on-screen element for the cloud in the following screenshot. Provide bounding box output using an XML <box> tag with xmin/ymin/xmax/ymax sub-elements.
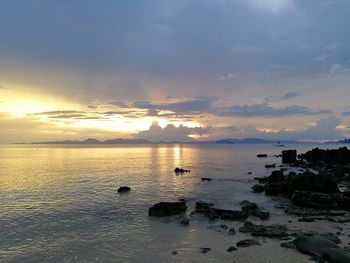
<box><xmin>131</xmin><ymin>96</ymin><xmax>215</xmax><ymax>115</ymax></box>
<box><xmin>342</xmin><ymin>111</ymin><xmax>350</xmax><ymax>116</ymax></box>
<box><xmin>217</xmin><ymin>73</ymin><xmax>236</xmax><ymax>81</ymax></box>
<box><xmin>328</xmin><ymin>63</ymin><xmax>343</xmax><ymax>78</ymax></box>
<box><xmin>215</xmin><ymin>103</ymin><xmax>330</xmax><ymax>118</ymax></box>
<box><xmin>312</xmin><ymin>54</ymin><xmax>330</xmax><ymax>61</ymax></box>
<box><xmin>264</xmin><ymin>91</ymin><xmax>299</xmax><ymax>103</ymax></box>
<box><xmin>243</xmin><ymin>0</ymin><xmax>292</xmax><ymax>13</ymax></box>
<box><xmin>137</xmin><ymin>121</ymin><xmax>208</xmax><ymax>142</ymax></box>
<box><xmin>323</xmin><ymin>42</ymin><xmax>339</xmax><ymax>51</ymax></box>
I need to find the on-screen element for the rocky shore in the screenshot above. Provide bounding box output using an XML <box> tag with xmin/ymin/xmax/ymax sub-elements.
<box><xmin>146</xmin><ymin>147</ymin><xmax>350</xmax><ymax>262</ymax></box>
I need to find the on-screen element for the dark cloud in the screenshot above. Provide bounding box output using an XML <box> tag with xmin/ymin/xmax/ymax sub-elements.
<box><xmin>215</xmin><ymin>104</ymin><xmax>331</xmax><ymax>118</ymax></box>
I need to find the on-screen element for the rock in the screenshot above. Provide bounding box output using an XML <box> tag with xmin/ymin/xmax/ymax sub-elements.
<box><xmin>267</xmin><ymin>170</ymin><xmax>285</xmax><ymax>183</ymax></box>
<box><xmin>200</xmin><ymin>247</ymin><xmax>211</xmax><ymax>253</ymax></box>
<box><xmin>117</xmin><ymin>186</ymin><xmax>131</xmax><ymax>193</ymax></box>
<box><xmin>240</xmin><ymin>200</ymin><xmax>270</xmax><ymax>220</ymax></box>
<box><xmin>236</xmin><ymin>239</ymin><xmax>261</xmax><ymax>247</ymax></box>
<box><xmin>255</xmin><ymin>177</ymin><xmax>267</xmax><ymax>184</ymax></box>
<box><xmin>171</xmin><ymin>251</ymin><xmax>178</xmax><ymax>255</ymax></box>
<box><xmin>201</xmin><ymin>177</ymin><xmax>212</xmax><ymax>181</ymax></box>
<box><xmin>247</xmin><ymin>172</ymin><xmax>252</xmax><ymax>175</ymax></box>
<box><xmin>286</xmin><ymin>171</ymin><xmax>340</xmax><ymax>195</ymax></box>
<box><xmin>227</xmin><ymin>246</ymin><xmax>237</xmax><ymax>252</ymax></box>
<box><xmin>292</xmin><ymin>191</ymin><xmax>339</xmax><ymax>209</ymax></box>
<box><xmin>282</xmin><ymin>150</ymin><xmax>297</xmax><ymax>163</ymax></box>
<box><xmin>229</xmin><ymin>227</ymin><xmax>236</xmax><ymax>235</ymax></box>
<box><xmin>265</xmin><ymin>182</ymin><xmax>285</xmax><ymax>196</ymax></box>
<box><xmin>281</xmin><ymin>241</ymin><xmax>296</xmax><ymax>249</ymax></box>
<box><xmin>148</xmin><ymin>202</ymin><xmax>187</xmax><ymax>217</ymax></box>
<box><xmin>298</xmin><ymin>217</ymin><xmax>315</xmax><ymax>222</ymax></box>
<box><xmin>293</xmin><ymin>235</ymin><xmax>350</xmax><ymax>263</ymax></box>
<box><xmin>252</xmin><ymin>184</ymin><xmax>265</xmax><ymax>193</ymax></box>
<box><xmin>257</xmin><ymin>154</ymin><xmax>268</xmax><ymax>158</ymax></box>
<box><xmin>195</xmin><ymin>202</ymin><xmax>247</xmax><ymax>220</ymax></box>
<box><xmin>299</xmin><ymin>147</ymin><xmax>350</xmax><ymax>165</ymax></box>
<box><xmin>239</xmin><ymin>221</ymin><xmax>288</xmax><ymax>238</ymax></box>
<box><xmin>265</xmin><ymin>164</ymin><xmax>276</xmax><ymax>168</ymax></box>
<box><xmin>174</xmin><ymin>167</ymin><xmax>190</xmax><ymax>173</ymax></box>
<box><xmin>180</xmin><ymin>218</ymin><xmax>190</xmax><ymax>225</ymax></box>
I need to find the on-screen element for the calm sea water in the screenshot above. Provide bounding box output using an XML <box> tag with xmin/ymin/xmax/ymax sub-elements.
<box><xmin>0</xmin><ymin>143</ymin><xmax>345</xmax><ymax>262</ymax></box>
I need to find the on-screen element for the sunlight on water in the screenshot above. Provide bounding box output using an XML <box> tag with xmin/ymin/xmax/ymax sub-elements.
<box><xmin>0</xmin><ymin>143</ymin><xmax>343</xmax><ymax>262</ymax></box>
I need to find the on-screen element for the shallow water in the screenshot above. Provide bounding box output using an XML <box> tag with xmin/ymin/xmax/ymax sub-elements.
<box><xmin>0</xmin><ymin>143</ymin><xmax>347</xmax><ymax>262</ymax></box>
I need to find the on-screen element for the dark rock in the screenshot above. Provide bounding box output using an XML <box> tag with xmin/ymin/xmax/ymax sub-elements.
<box><xmin>265</xmin><ymin>182</ymin><xmax>285</xmax><ymax>196</ymax></box>
<box><xmin>201</xmin><ymin>177</ymin><xmax>212</xmax><ymax>181</ymax></box>
<box><xmin>267</xmin><ymin>170</ymin><xmax>285</xmax><ymax>183</ymax></box>
<box><xmin>229</xmin><ymin>227</ymin><xmax>236</xmax><ymax>235</ymax></box>
<box><xmin>148</xmin><ymin>202</ymin><xmax>187</xmax><ymax>217</ymax></box>
<box><xmin>265</xmin><ymin>164</ymin><xmax>276</xmax><ymax>168</ymax></box>
<box><xmin>117</xmin><ymin>186</ymin><xmax>131</xmax><ymax>193</ymax></box>
<box><xmin>255</xmin><ymin>177</ymin><xmax>268</xmax><ymax>184</ymax></box>
<box><xmin>247</xmin><ymin>172</ymin><xmax>252</xmax><ymax>175</ymax></box>
<box><xmin>299</xmin><ymin>147</ymin><xmax>350</xmax><ymax>165</ymax></box>
<box><xmin>195</xmin><ymin>202</ymin><xmax>247</xmax><ymax>220</ymax></box>
<box><xmin>292</xmin><ymin>191</ymin><xmax>339</xmax><ymax>209</ymax></box>
<box><xmin>174</xmin><ymin>167</ymin><xmax>190</xmax><ymax>173</ymax></box>
<box><xmin>239</xmin><ymin>222</ymin><xmax>288</xmax><ymax>238</ymax></box>
<box><xmin>200</xmin><ymin>247</ymin><xmax>211</xmax><ymax>253</ymax></box>
<box><xmin>293</xmin><ymin>235</ymin><xmax>350</xmax><ymax>263</ymax></box>
<box><xmin>282</xmin><ymin>150</ymin><xmax>297</xmax><ymax>163</ymax></box>
<box><xmin>236</xmin><ymin>239</ymin><xmax>261</xmax><ymax>247</ymax></box>
<box><xmin>298</xmin><ymin>217</ymin><xmax>315</xmax><ymax>222</ymax></box>
<box><xmin>171</xmin><ymin>251</ymin><xmax>178</xmax><ymax>255</ymax></box>
<box><xmin>257</xmin><ymin>154</ymin><xmax>268</xmax><ymax>158</ymax></box>
<box><xmin>227</xmin><ymin>246</ymin><xmax>237</xmax><ymax>252</ymax></box>
<box><xmin>286</xmin><ymin>170</ymin><xmax>340</xmax><ymax>195</ymax></box>
<box><xmin>180</xmin><ymin>218</ymin><xmax>190</xmax><ymax>225</ymax></box>
<box><xmin>252</xmin><ymin>184</ymin><xmax>265</xmax><ymax>193</ymax></box>
<box><xmin>240</xmin><ymin>200</ymin><xmax>270</xmax><ymax>220</ymax></box>
<box><xmin>281</xmin><ymin>241</ymin><xmax>296</xmax><ymax>249</ymax></box>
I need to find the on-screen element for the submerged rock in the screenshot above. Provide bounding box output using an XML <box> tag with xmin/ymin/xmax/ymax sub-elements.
<box><xmin>265</xmin><ymin>164</ymin><xmax>276</xmax><ymax>168</ymax></box>
<box><xmin>240</xmin><ymin>200</ymin><xmax>270</xmax><ymax>220</ymax></box>
<box><xmin>257</xmin><ymin>154</ymin><xmax>268</xmax><ymax>158</ymax></box>
<box><xmin>200</xmin><ymin>247</ymin><xmax>211</xmax><ymax>253</ymax></box>
<box><xmin>236</xmin><ymin>239</ymin><xmax>261</xmax><ymax>247</ymax></box>
<box><xmin>117</xmin><ymin>186</ymin><xmax>131</xmax><ymax>193</ymax></box>
<box><xmin>195</xmin><ymin>202</ymin><xmax>247</xmax><ymax>221</ymax></box>
<box><xmin>201</xmin><ymin>177</ymin><xmax>212</xmax><ymax>181</ymax></box>
<box><xmin>239</xmin><ymin>221</ymin><xmax>288</xmax><ymax>238</ymax></box>
<box><xmin>174</xmin><ymin>167</ymin><xmax>190</xmax><ymax>174</ymax></box>
<box><xmin>148</xmin><ymin>201</ymin><xmax>187</xmax><ymax>217</ymax></box>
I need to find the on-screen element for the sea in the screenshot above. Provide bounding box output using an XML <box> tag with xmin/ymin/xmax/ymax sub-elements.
<box><xmin>0</xmin><ymin>143</ymin><xmax>346</xmax><ymax>263</ymax></box>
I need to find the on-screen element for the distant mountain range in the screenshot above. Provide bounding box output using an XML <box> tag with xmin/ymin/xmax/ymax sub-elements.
<box><xmin>325</xmin><ymin>138</ymin><xmax>350</xmax><ymax>144</ymax></box>
<box><xmin>27</xmin><ymin>138</ymin><xmax>300</xmax><ymax>145</ymax></box>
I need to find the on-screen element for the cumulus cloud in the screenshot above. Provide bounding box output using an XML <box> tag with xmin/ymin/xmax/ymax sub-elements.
<box><xmin>137</xmin><ymin>121</ymin><xmax>208</xmax><ymax>142</ymax></box>
<box><xmin>264</xmin><ymin>91</ymin><xmax>299</xmax><ymax>103</ymax></box>
<box><xmin>217</xmin><ymin>73</ymin><xmax>236</xmax><ymax>81</ymax></box>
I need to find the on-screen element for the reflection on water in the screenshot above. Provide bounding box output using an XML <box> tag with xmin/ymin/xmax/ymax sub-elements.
<box><xmin>0</xmin><ymin>143</ymin><xmax>343</xmax><ymax>262</ymax></box>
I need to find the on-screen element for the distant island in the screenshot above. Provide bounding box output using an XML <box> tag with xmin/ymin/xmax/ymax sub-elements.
<box><xmin>325</xmin><ymin>138</ymin><xmax>350</xmax><ymax>144</ymax></box>
<box><xmin>23</xmin><ymin>138</ymin><xmax>303</xmax><ymax>145</ymax></box>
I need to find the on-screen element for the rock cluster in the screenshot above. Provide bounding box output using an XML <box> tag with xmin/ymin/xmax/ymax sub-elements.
<box><xmin>148</xmin><ymin>201</ymin><xmax>187</xmax><ymax>217</ymax></box>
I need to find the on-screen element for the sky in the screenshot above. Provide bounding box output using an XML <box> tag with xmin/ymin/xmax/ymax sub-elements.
<box><xmin>1</xmin><ymin>0</ymin><xmax>350</xmax><ymax>143</ymax></box>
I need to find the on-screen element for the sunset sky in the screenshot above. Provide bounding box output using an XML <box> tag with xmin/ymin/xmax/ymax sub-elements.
<box><xmin>1</xmin><ymin>0</ymin><xmax>350</xmax><ymax>143</ymax></box>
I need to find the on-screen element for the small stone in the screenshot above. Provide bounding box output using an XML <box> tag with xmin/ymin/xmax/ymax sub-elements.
<box><xmin>227</xmin><ymin>246</ymin><xmax>237</xmax><ymax>252</ymax></box>
<box><xmin>180</xmin><ymin>218</ymin><xmax>190</xmax><ymax>225</ymax></box>
<box><xmin>201</xmin><ymin>177</ymin><xmax>212</xmax><ymax>181</ymax></box>
<box><xmin>229</xmin><ymin>227</ymin><xmax>236</xmax><ymax>235</ymax></box>
<box><xmin>200</xmin><ymin>247</ymin><xmax>211</xmax><ymax>253</ymax></box>
<box><xmin>117</xmin><ymin>186</ymin><xmax>131</xmax><ymax>193</ymax></box>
